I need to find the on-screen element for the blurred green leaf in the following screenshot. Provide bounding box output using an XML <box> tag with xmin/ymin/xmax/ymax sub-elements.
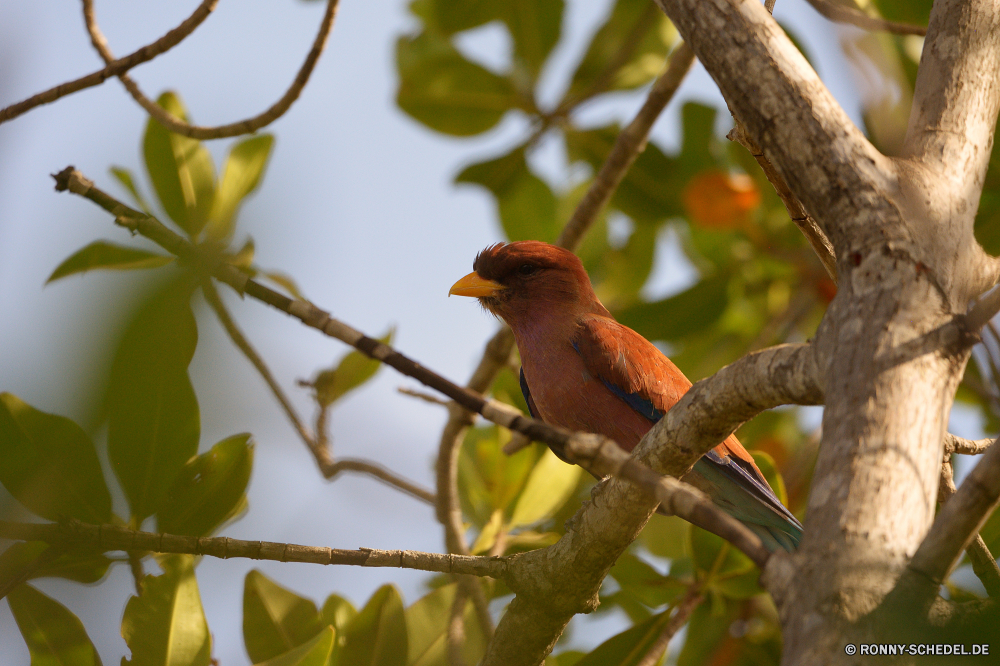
<box><xmin>0</xmin><ymin>392</ymin><xmax>112</xmax><ymax>523</ymax></box>
<box><xmin>321</xmin><ymin>594</ymin><xmax>358</xmax><ymax>647</ymax></box>
<box><xmin>677</xmin><ymin>102</ymin><xmax>718</xmax><ymax>175</ymax></box>
<box><xmin>408</xmin><ymin>0</ymin><xmax>500</xmax><ymax>35</ymax></box>
<box><xmin>206</xmin><ymin>134</ymin><xmax>275</xmax><ymax>241</ymax></box>
<box><xmin>314</xmin><ymin>328</ymin><xmax>395</xmax><ymax>407</ymax></box>
<box><xmin>503</xmin><ymin>0</ymin><xmax>563</xmax><ymax>78</ymax></box>
<box><xmin>458</xmin><ymin>426</ymin><xmax>540</xmax><ymax>527</ymax></box>
<box><xmin>573</xmin><ymin>606</ymin><xmax>676</xmax><ymax>666</ymax></box>
<box><xmin>396</xmin><ymin>30</ymin><xmax>517</xmax><ymax>136</ymax></box>
<box><xmin>110</xmin><ymin>166</ymin><xmax>153</xmax><ymax>214</ymax></box>
<box><xmin>597</xmin><ymin>223</ymin><xmax>657</xmax><ymax>304</ymax></box>
<box><xmin>456</xmin><ymin>145</ymin><xmax>559</xmax><ymax>242</ymax></box>
<box><xmin>675</xmin><ymin>597</ymin><xmax>735</xmax><ymax>666</ymax></box>
<box><xmin>565</xmin><ymin>0</ymin><xmax>676</xmax><ymax>101</ymax></box>
<box><xmin>46</xmin><ymin>241</ymin><xmax>173</xmax><ymax>284</ymax></box>
<box><xmin>229</xmin><ymin>237</ymin><xmax>256</xmax><ymax>271</ymax></box>
<box><xmin>158</xmin><ymin>433</ymin><xmax>253</xmax><ymax>536</ymax></box>
<box><xmin>0</xmin><ymin>541</ymin><xmax>112</xmax><ymax>585</ymax></box>
<box><xmin>107</xmin><ymin>278</ymin><xmax>199</xmax><ymax>521</ymax></box>
<box><xmin>336</xmin><ymin>585</ymin><xmax>407</xmax><ymax>666</ymax></box>
<box><xmin>254</xmin><ymin>626</ymin><xmax>335</xmax><ymax>666</ymax></box>
<box><xmin>405</xmin><ymin>583</ymin><xmax>486</xmax><ymax>666</ymax></box>
<box><xmin>639</xmin><ymin>514</ymin><xmax>690</xmax><ymax>560</ymax></box>
<box><xmin>122</xmin><ymin>555</ymin><xmax>211</xmax><ymax>666</ymax></box>
<box><xmin>616</xmin><ymin>273</ymin><xmax>729</xmax><ymax>342</ymax></box>
<box><xmin>869</xmin><ymin>0</ymin><xmax>932</xmax><ymax>24</ymax></box>
<box><xmin>8</xmin><ymin>583</ymin><xmax>103</xmax><ymax>666</ymax></box>
<box><xmin>509</xmin><ymin>448</ymin><xmax>582</xmax><ymax>528</ymax></box>
<box><xmin>260</xmin><ymin>271</ymin><xmax>305</xmax><ymax>299</ymax></box>
<box><xmin>750</xmin><ymin>449</ymin><xmax>788</xmax><ymax>507</ymax></box>
<box><xmin>143</xmin><ymin>91</ymin><xmax>216</xmax><ymax>236</ymax></box>
<box><xmin>608</xmin><ymin>551</ymin><xmax>685</xmax><ymax>610</ymax></box>
<box><xmin>690</xmin><ymin>526</ymin><xmax>761</xmax><ymax>600</ymax></box>
<box><xmin>545</xmin><ymin>651</ymin><xmax>585</xmax><ymax>666</ymax></box>
<box><xmin>243</xmin><ymin>569</ymin><xmax>324</xmax><ymax>664</ymax></box>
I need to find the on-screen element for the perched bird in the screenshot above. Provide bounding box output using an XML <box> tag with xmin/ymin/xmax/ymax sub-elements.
<box><xmin>450</xmin><ymin>241</ymin><xmax>802</xmax><ymax>551</ymax></box>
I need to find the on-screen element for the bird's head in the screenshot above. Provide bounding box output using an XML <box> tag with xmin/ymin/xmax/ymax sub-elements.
<box><xmin>449</xmin><ymin>241</ymin><xmax>604</xmax><ymax>326</ymax></box>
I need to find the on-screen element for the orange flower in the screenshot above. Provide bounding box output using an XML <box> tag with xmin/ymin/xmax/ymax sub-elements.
<box><xmin>682</xmin><ymin>170</ymin><xmax>761</xmax><ymax>229</ymax></box>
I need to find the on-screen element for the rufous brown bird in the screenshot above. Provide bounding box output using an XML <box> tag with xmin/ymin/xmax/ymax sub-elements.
<box><xmin>450</xmin><ymin>241</ymin><xmax>802</xmax><ymax>551</ymax></box>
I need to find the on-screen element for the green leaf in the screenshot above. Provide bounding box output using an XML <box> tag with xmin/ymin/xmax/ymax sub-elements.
<box><xmin>0</xmin><ymin>393</ymin><xmax>112</xmax><ymax>523</ymax></box>
<box><xmin>122</xmin><ymin>555</ymin><xmax>211</xmax><ymax>666</ymax></box>
<box><xmin>456</xmin><ymin>146</ymin><xmax>559</xmax><ymax>242</ymax></box>
<box><xmin>107</xmin><ymin>279</ymin><xmax>200</xmax><ymax>521</ymax></box>
<box><xmin>573</xmin><ymin>607</ymin><xmax>675</xmax><ymax>666</ymax></box>
<box><xmin>260</xmin><ymin>271</ymin><xmax>305</xmax><ymax>299</ymax></box>
<box><xmin>313</xmin><ymin>328</ymin><xmax>395</xmax><ymax>407</ymax></box>
<box><xmin>408</xmin><ymin>0</ymin><xmax>500</xmax><ymax>34</ymax></box>
<box><xmin>46</xmin><ymin>241</ymin><xmax>173</xmax><ymax>284</ymax></box>
<box><xmin>110</xmin><ymin>166</ymin><xmax>153</xmax><ymax>214</ymax></box>
<box><xmin>158</xmin><ymin>433</ymin><xmax>253</xmax><ymax>536</ymax></box>
<box><xmin>675</xmin><ymin>597</ymin><xmax>735</xmax><ymax>666</ymax></box>
<box><xmin>639</xmin><ymin>514</ymin><xmax>690</xmax><ymax>560</ymax></box>
<box><xmin>8</xmin><ymin>583</ymin><xmax>103</xmax><ymax>666</ymax></box>
<box><xmin>458</xmin><ymin>426</ymin><xmax>541</xmax><ymax>527</ymax></box>
<box><xmin>502</xmin><ymin>0</ymin><xmax>564</xmax><ymax>78</ymax></box>
<box><xmin>565</xmin><ymin>0</ymin><xmax>676</xmax><ymax>102</ymax></box>
<box><xmin>689</xmin><ymin>527</ymin><xmax>761</xmax><ymax>600</ymax></box>
<box><xmin>205</xmin><ymin>134</ymin><xmax>275</xmax><ymax>241</ymax></box>
<box><xmin>616</xmin><ymin>273</ymin><xmax>729</xmax><ymax>342</ymax></box>
<box><xmin>243</xmin><ymin>570</ymin><xmax>324</xmax><ymax>664</ymax></box>
<box><xmin>509</xmin><ymin>448</ymin><xmax>582</xmax><ymax>528</ymax></box>
<box><xmin>0</xmin><ymin>541</ymin><xmax>112</xmax><ymax>585</ymax></box>
<box><xmin>254</xmin><ymin>626</ymin><xmax>335</xmax><ymax>666</ymax></box>
<box><xmin>750</xmin><ymin>450</ymin><xmax>788</xmax><ymax>507</ymax></box>
<box><xmin>545</xmin><ymin>652</ymin><xmax>585</xmax><ymax>666</ymax></box>
<box><xmin>396</xmin><ymin>31</ymin><xmax>518</xmax><ymax>136</ymax></box>
<box><xmin>321</xmin><ymin>594</ymin><xmax>358</xmax><ymax>642</ymax></box>
<box><xmin>143</xmin><ymin>91</ymin><xmax>216</xmax><ymax>236</ymax></box>
<box><xmin>405</xmin><ymin>583</ymin><xmax>486</xmax><ymax>666</ymax></box>
<box><xmin>608</xmin><ymin>551</ymin><xmax>685</xmax><ymax>610</ymax></box>
<box><xmin>677</xmin><ymin>103</ymin><xmax>718</xmax><ymax>175</ymax></box>
<box><xmin>336</xmin><ymin>585</ymin><xmax>407</xmax><ymax>666</ymax></box>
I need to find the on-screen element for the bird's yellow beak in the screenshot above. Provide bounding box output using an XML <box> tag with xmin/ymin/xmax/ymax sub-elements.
<box><xmin>449</xmin><ymin>272</ymin><xmax>504</xmax><ymax>298</ymax></box>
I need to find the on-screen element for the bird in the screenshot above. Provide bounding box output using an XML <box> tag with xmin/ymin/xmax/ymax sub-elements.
<box><xmin>449</xmin><ymin>240</ymin><xmax>802</xmax><ymax>552</ymax></box>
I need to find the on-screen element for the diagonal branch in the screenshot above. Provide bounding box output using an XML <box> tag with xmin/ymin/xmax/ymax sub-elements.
<box><xmin>938</xmin><ymin>456</ymin><xmax>1000</xmax><ymax>598</ymax></box>
<box><xmin>804</xmin><ymin>0</ymin><xmax>927</xmax><ymax>36</ymax></box>
<box><xmin>81</xmin><ymin>0</ymin><xmax>339</xmax><ymax>140</ymax></box>
<box><xmin>0</xmin><ymin>0</ymin><xmax>218</xmax><ymax>125</ymax></box>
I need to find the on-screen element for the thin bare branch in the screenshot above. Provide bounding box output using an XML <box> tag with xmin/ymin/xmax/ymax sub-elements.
<box><xmin>938</xmin><ymin>456</ymin><xmax>1000</xmax><ymax>598</ymax></box>
<box><xmin>398</xmin><ymin>386</ymin><xmax>451</xmax><ymax>407</ymax></box>
<box><xmin>944</xmin><ymin>433</ymin><xmax>995</xmax><ymax>455</ymax></box>
<box><xmin>81</xmin><ymin>0</ymin><xmax>339</xmax><ymax>140</ymax></box>
<box><xmin>0</xmin><ymin>0</ymin><xmax>218</xmax><ymax>125</ymax></box>
<box><xmin>804</xmin><ymin>0</ymin><xmax>926</xmax><ymax>35</ymax></box>
<box><xmin>636</xmin><ymin>585</ymin><xmax>704</xmax><ymax>666</ymax></box>
<box><xmin>321</xmin><ymin>459</ymin><xmax>436</xmax><ymax>505</ymax></box>
<box><xmin>0</xmin><ymin>521</ymin><xmax>505</xmax><ymax>578</ymax></box>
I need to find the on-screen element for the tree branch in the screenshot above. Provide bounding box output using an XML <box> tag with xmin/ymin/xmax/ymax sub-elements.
<box><xmin>81</xmin><ymin>0</ymin><xmax>339</xmax><ymax>139</ymax></box>
<box><xmin>938</xmin><ymin>456</ymin><xmax>1000</xmax><ymax>598</ymax></box>
<box><xmin>0</xmin><ymin>521</ymin><xmax>505</xmax><ymax>578</ymax></box>
<box><xmin>636</xmin><ymin>585</ymin><xmax>704</xmax><ymax>666</ymax></box>
<box><xmin>0</xmin><ymin>0</ymin><xmax>218</xmax><ymax>125</ymax></box>
<box><xmin>804</xmin><ymin>0</ymin><xmax>927</xmax><ymax>36</ymax></box>
<box><xmin>944</xmin><ymin>433</ymin><xmax>995</xmax><ymax>456</ymax></box>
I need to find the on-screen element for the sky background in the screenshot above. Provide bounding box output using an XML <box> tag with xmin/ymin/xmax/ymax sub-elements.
<box><xmin>0</xmin><ymin>0</ymin><xmax>988</xmax><ymax>663</ymax></box>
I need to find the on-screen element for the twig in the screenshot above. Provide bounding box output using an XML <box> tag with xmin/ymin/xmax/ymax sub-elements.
<box><xmin>81</xmin><ymin>0</ymin><xmax>339</xmax><ymax>139</ymax></box>
<box><xmin>727</xmin><ymin>124</ymin><xmax>837</xmax><ymax>281</ymax></box>
<box><xmin>938</xmin><ymin>456</ymin><xmax>1000</xmax><ymax>598</ymax></box>
<box><xmin>322</xmin><ymin>459</ymin><xmax>435</xmax><ymax>505</ymax></box>
<box><xmin>636</xmin><ymin>585</ymin><xmax>704</xmax><ymax>666</ymax></box>
<box><xmin>0</xmin><ymin>0</ymin><xmax>218</xmax><ymax>125</ymax></box>
<box><xmin>943</xmin><ymin>433</ymin><xmax>995</xmax><ymax>456</ymax></box>
<box><xmin>127</xmin><ymin>550</ymin><xmax>145</xmax><ymax>595</ymax></box>
<box><xmin>398</xmin><ymin>386</ymin><xmax>451</xmax><ymax>407</ymax></box>
<box><xmin>964</xmin><ymin>285</ymin><xmax>1000</xmax><ymax>335</ymax></box>
<box><xmin>0</xmin><ymin>521</ymin><xmax>506</xmax><ymax>578</ymax></box>
<box><xmin>804</xmin><ymin>0</ymin><xmax>927</xmax><ymax>36</ymax></box>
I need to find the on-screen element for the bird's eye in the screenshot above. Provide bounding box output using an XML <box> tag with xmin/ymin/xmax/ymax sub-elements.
<box><xmin>518</xmin><ymin>264</ymin><xmax>537</xmax><ymax>276</ymax></box>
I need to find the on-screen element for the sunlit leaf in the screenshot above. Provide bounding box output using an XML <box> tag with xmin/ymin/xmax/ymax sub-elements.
<box><xmin>122</xmin><ymin>555</ymin><xmax>211</xmax><ymax>666</ymax></box>
<box><xmin>336</xmin><ymin>585</ymin><xmax>407</xmax><ymax>666</ymax></box>
<box><xmin>616</xmin><ymin>273</ymin><xmax>729</xmax><ymax>342</ymax></box>
<box><xmin>573</xmin><ymin>606</ymin><xmax>675</xmax><ymax>666</ymax></box>
<box><xmin>470</xmin><ymin>509</ymin><xmax>505</xmax><ymax>555</ymax></box>
<box><xmin>458</xmin><ymin>426</ymin><xmax>540</xmax><ymax>527</ymax></box>
<box><xmin>682</xmin><ymin>171</ymin><xmax>761</xmax><ymax>230</ymax></box>
<box><xmin>456</xmin><ymin>145</ymin><xmax>559</xmax><ymax>242</ymax></box>
<box><xmin>639</xmin><ymin>514</ymin><xmax>690</xmax><ymax>560</ymax></box>
<box><xmin>503</xmin><ymin>0</ymin><xmax>563</xmax><ymax>78</ymax></box>
<box><xmin>243</xmin><ymin>570</ymin><xmax>324</xmax><ymax>664</ymax></box>
<box><xmin>206</xmin><ymin>134</ymin><xmax>275</xmax><ymax>241</ymax></box>
<box><xmin>565</xmin><ymin>0</ymin><xmax>676</xmax><ymax>101</ymax></box>
<box><xmin>405</xmin><ymin>583</ymin><xmax>486</xmax><ymax>666</ymax></box>
<box><xmin>321</xmin><ymin>594</ymin><xmax>358</xmax><ymax>647</ymax></box>
<box><xmin>0</xmin><ymin>393</ymin><xmax>111</xmax><ymax>523</ymax></box>
<box><xmin>509</xmin><ymin>448</ymin><xmax>582</xmax><ymax>528</ymax></box>
<box><xmin>8</xmin><ymin>583</ymin><xmax>103</xmax><ymax>666</ymax></box>
<box><xmin>313</xmin><ymin>328</ymin><xmax>395</xmax><ymax>407</ymax></box>
<box><xmin>46</xmin><ymin>241</ymin><xmax>173</xmax><ymax>284</ymax></box>
<box><xmin>158</xmin><ymin>433</ymin><xmax>253</xmax><ymax>536</ymax></box>
<box><xmin>260</xmin><ymin>271</ymin><xmax>305</xmax><ymax>299</ymax></box>
<box><xmin>107</xmin><ymin>278</ymin><xmax>200</xmax><ymax>521</ymax></box>
<box><xmin>143</xmin><ymin>91</ymin><xmax>216</xmax><ymax>236</ymax></box>
<box><xmin>396</xmin><ymin>30</ymin><xmax>517</xmax><ymax>136</ymax></box>
<box><xmin>110</xmin><ymin>166</ymin><xmax>153</xmax><ymax>214</ymax></box>
<box><xmin>254</xmin><ymin>626</ymin><xmax>335</xmax><ymax>666</ymax></box>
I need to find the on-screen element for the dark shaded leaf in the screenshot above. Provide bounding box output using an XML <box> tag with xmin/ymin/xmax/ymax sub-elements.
<box><xmin>677</xmin><ymin>102</ymin><xmax>718</xmax><ymax>175</ymax></box>
<box><xmin>573</xmin><ymin>607</ymin><xmax>675</xmax><ymax>665</ymax></box>
<box><xmin>46</xmin><ymin>241</ymin><xmax>173</xmax><ymax>284</ymax></box>
<box><xmin>206</xmin><ymin>134</ymin><xmax>274</xmax><ymax>241</ymax></box>
<box><xmin>158</xmin><ymin>433</ymin><xmax>253</xmax><ymax>537</ymax></box>
<box><xmin>408</xmin><ymin>0</ymin><xmax>500</xmax><ymax>35</ymax></box>
<box><xmin>337</xmin><ymin>585</ymin><xmax>407</xmax><ymax>666</ymax></box>
<box><xmin>502</xmin><ymin>0</ymin><xmax>564</xmax><ymax>78</ymax></box>
<box><xmin>396</xmin><ymin>31</ymin><xmax>517</xmax><ymax>136</ymax></box>
<box><xmin>122</xmin><ymin>555</ymin><xmax>211</xmax><ymax>666</ymax></box>
<box><xmin>0</xmin><ymin>541</ymin><xmax>113</xmax><ymax>585</ymax></box>
<box><xmin>639</xmin><ymin>513</ymin><xmax>690</xmax><ymax>560</ymax></box>
<box><xmin>869</xmin><ymin>0</ymin><xmax>932</xmax><ymax>24</ymax></box>
<box><xmin>565</xmin><ymin>0</ymin><xmax>676</xmax><ymax>101</ymax></box>
<box><xmin>243</xmin><ymin>569</ymin><xmax>324</xmax><ymax>664</ymax></box>
<box><xmin>254</xmin><ymin>627</ymin><xmax>334</xmax><ymax>666</ymax></box>
<box><xmin>8</xmin><ymin>583</ymin><xmax>103</xmax><ymax>666</ymax></box>
<box><xmin>675</xmin><ymin>597</ymin><xmax>736</xmax><ymax>666</ymax></box>
<box><xmin>314</xmin><ymin>328</ymin><xmax>395</xmax><ymax>407</ymax></box>
<box><xmin>456</xmin><ymin>145</ymin><xmax>559</xmax><ymax>242</ymax></box>
<box><xmin>616</xmin><ymin>273</ymin><xmax>729</xmax><ymax>342</ymax></box>
<box><xmin>143</xmin><ymin>91</ymin><xmax>216</xmax><ymax>236</ymax></box>
<box><xmin>0</xmin><ymin>393</ymin><xmax>111</xmax><ymax>523</ymax></box>
<box><xmin>107</xmin><ymin>279</ymin><xmax>199</xmax><ymax>521</ymax></box>
<box><xmin>608</xmin><ymin>551</ymin><xmax>685</xmax><ymax>610</ymax></box>
<box><xmin>690</xmin><ymin>527</ymin><xmax>761</xmax><ymax>600</ymax></box>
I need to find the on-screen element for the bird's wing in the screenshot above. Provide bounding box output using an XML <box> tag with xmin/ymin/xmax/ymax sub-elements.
<box><xmin>573</xmin><ymin>314</ymin><xmax>802</xmax><ymax>549</ymax></box>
